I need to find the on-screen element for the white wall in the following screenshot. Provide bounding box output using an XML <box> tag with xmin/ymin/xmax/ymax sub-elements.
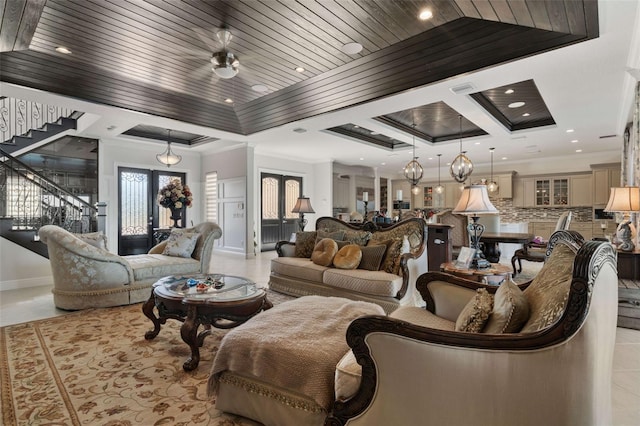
<box><xmin>0</xmin><ymin>239</ymin><xmax>53</xmax><ymax>290</ymax></box>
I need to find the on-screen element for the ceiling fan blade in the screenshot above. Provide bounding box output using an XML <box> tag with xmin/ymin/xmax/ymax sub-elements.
<box><xmin>192</xmin><ymin>27</ymin><xmax>222</xmax><ymax>51</ymax></box>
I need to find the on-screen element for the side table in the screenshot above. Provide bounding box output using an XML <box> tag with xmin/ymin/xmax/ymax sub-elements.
<box><xmin>440</xmin><ymin>261</ymin><xmax>513</xmax><ymax>285</ymax></box>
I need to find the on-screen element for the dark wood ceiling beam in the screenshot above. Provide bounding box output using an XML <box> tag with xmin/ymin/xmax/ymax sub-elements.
<box><xmin>1</xmin><ymin>0</ymin><xmax>46</xmax><ymax>52</ymax></box>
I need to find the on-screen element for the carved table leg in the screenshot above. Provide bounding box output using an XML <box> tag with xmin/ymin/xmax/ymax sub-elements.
<box><xmin>181</xmin><ymin>304</ymin><xmax>201</xmax><ymax>371</ymax></box>
<box><xmin>142</xmin><ymin>288</ymin><xmax>161</xmax><ymax>340</ymax></box>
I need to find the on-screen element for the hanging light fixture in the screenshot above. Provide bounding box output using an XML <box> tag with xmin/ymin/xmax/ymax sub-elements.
<box><xmin>404</xmin><ymin>120</ymin><xmax>424</xmax><ymax>193</ymax></box>
<box><xmin>487</xmin><ymin>147</ymin><xmax>499</xmax><ymax>193</ymax></box>
<box><xmin>156</xmin><ymin>129</ymin><xmax>182</xmax><ymax>167</ymax></box>
<box><xmin>449</xmin><ymin>115</ymin><xmax>473</xmax><ymax>183</ymax></box>
<box><xmin>435</xmin><ymin>154</ymin><xmax>444</xmax><ymax>194</ymax></box>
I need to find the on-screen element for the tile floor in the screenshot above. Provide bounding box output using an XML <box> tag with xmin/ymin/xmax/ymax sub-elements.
<box><xmin>1</xmin><ymin>251</ymin><xmax>639</xmax><ymax>425</ymax></box>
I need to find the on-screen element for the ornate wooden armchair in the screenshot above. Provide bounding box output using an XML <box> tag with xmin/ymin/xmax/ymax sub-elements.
<box><xmin>326</xmin><ymin>230</ymin><xmax>618</xmax><ymax>426</ymax></box>
<box><xmin>511</xmin><ymin>210</ymin><xmax>572</xmax><ymax>276</ymax></box>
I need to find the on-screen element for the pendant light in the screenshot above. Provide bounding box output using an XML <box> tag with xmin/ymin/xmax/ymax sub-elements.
<box><xmin>156</xmin><ymin>129</ymin><xmax>182</xmax><ymax>167</ymax></box>
<box><xmin>487</xmin><ymin>147</ymin><xmax>499</xmax><ymax>193</ymax></box>
<box><xmin>435</xmin><ymin>154</ymin><xmax>444</xmax><ymax>194</ymax></box>
<box><xmin>404</xmin><ymin>120</ymin><xmax>424</xmax><ymax>190</ymax></box>
<box><xmin>449</xmin><ymin>115</ymin><xmax>473</xmax><ymax>183</ymax></box>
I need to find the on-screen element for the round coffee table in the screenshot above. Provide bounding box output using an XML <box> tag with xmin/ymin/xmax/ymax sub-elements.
<box><xmin>142</xmin><ymin>274</ymin><xmax>272</xmax><ymax>371</ymax></box>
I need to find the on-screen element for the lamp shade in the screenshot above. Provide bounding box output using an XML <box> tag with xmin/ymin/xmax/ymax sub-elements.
<box><xmin>453</xmin><ymin>185</ymin><xmax>498</xmax><ymax>215</ymax></box>
<box><xmin>292</xmin><ymin>196</ymin><xmax>315</xmax><ymax>214</ymax></box>
<box><xmin>604</xmin><ymin>186</ymin><xmax>640</xmax><ymax>212</ymax></box>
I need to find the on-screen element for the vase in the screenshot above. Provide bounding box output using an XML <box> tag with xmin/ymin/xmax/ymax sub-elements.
<box><xmin>169</xmin><ymin>207</ymin><xmax>184</xmax><ymax>228</ymax></box>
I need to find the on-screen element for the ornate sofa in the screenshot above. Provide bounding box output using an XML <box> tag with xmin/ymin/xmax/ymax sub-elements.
<box><xmin>326</xmin><ymin>230</ymin><xmax>618</xmax><ymax>425</ymax></box>
<box><xmin>268</xmin><ymin>217</ymin><xmax>428</xmax><ymax>313</ymax></box>
<box><xmin>39</xmin><ymin>222</ymin><xmax>222</xmax><ymax>310</ymax></box>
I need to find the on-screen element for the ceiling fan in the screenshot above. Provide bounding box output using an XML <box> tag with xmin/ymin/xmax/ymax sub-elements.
<box><xmin>210</xmin><ymin>29</ymin><xmax>239</xmax><ymax>79</ymax></box>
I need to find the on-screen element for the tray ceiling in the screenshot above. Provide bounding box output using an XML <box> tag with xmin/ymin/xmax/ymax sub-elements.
<box><xmin>0</xmin><ymin>0</ymin><xmax>598</xmax><ymax>137</ymax></box>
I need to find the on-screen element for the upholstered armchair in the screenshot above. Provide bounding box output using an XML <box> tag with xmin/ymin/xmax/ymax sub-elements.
<box><xmin>327</xmin><ymin>230</ymin><xmax>618</xmax><ymax>426</ymax></box>
<box><xmin>39</xmin><ymin>222</ymin><xmax>222</xmax><ymax>310</ymax></box>
<box><xmin>511</xmin><ymin>210</ymin><xmax>572</xmax><ymax>276</ymax></box>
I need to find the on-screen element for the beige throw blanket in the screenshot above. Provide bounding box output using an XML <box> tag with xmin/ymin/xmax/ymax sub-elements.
<box><xmin>208</xmin><ymin>295</ymin><xmax>385</xmax><ymax>410</ymax></box>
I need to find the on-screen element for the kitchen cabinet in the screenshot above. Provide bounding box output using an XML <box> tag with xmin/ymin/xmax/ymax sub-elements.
<box><xmin>486</xmin><ymin>173</ymin><xmax>514</xmax><ymax>199</ymax></box>
<box><xmin>570</xmin><ymin>174</ymin><xmax>593</xmax><ymax>206</ymax></box>
<box><xmin>530</xmin><ymin>222</ymin><xmax>555</xmax><ymax>240</ymax></box>
<box><xmin>444</xmin><ymin>182</ymin><xmax>462</xmax><ymax>208</ymax></box>
<box><xmin>592</xmin><ymin>166</ymin><xmax>621</xmax><ymax>206</ymax></box>
<box><xmin>513</xmin><ymin>178</ymin><xmax>536</xmax><ymax>207</ymax></box>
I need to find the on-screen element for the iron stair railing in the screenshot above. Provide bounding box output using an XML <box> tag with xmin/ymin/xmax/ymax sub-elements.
<box><xmin>0</xmin><ymin>148</ymin><xmax>97</xmax><ymax>235</ymax></box>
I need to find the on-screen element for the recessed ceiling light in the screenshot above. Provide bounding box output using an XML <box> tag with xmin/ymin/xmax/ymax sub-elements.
<box><xmin>55</xmin><ymin>46</ymin><xmax>72</xmax><ymax>54</ymax></box>
<box><xmin>381</xmin><ymin>162</ymin><xmax>386</xmax><ymax>165</ymax></box>
<box><xmin>370</xmin><ymin>131</ymin><xmax>378</xmax><ymax>135</ymax></box>
<box><xmin>419</xmin><ymin>9</ymin><xmax>433</xmax><ymax>20</ymax></box>
<box><xmin>501</xmin><ymin>157</ymin><xmax>508</xmax><ymax>160</ymax></box>
<box><xmin>474</xmin><ymin>142</ymin><xmax>481</xmax><ymax>145</ymax></box>
<box><xmin>251</xmin><ymin>84</ymin><xmax>268</xmax><ymax>92</ymax></box>
<box><xmin>508</xmin><ymin>101</ymin><xmax>525</xmax><ymax>108</ymax></box>
<box><xmin>224</xmin><ymin>98</ymin><xmax>233</xmax><ymax>103</ymax></box>
<box><xmin>360</xmin><ymin>157</ymin><xmax>364</xmax><ymax>161</ymax></box>
<box><xmin>505</xmin><ymin>89</ymin><xmax>514</xmax><ymax>94</ymax></box>
<box><xmin>353</xmin><ymin>125</ymin><xmax>359</xmax><ymax>128</ymax></box>
<box><xmin>295</xmin><ymin>67</ymin><xmax>305</xmax><ymax>73</ymax></box>
<box><xmin>341</xmin><ymin>42</ymin><xmax>363</xmax><ymax>55</ymax></box>
<box><xmin>571</xmin><ymin>139</ymin><xmax>579</xmax><ymax>143</ymax></box>
<box><xmin>428</xmin><ymin>157</ymin><xmax>433</xmax><ymax>160</ymax></box>
<box><xmin>522</xmin><ymin>112</ymin><xmax>530</xmax><ymax>117</ymax></box>
<box><xmin>566</xmin><ymin>129</ymin><xmax>575</xmax><ymax>133</ymax></box>
<box><xmin>576</xmin><ymin>149</ymin><xmax>582</xmax><ymax>153</ymax></box>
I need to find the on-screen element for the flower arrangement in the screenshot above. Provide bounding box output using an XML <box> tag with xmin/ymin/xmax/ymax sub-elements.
<box><xmin>157</xmin><ymin>178</ymin><xmax>193</xmax><ymax>210</ymax></box>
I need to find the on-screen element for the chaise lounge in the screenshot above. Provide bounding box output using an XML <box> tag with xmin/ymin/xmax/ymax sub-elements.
<box><xmin>39</xmin><ymin>222</ymin><xmax>222</xmax><ymax>310</ymax></box>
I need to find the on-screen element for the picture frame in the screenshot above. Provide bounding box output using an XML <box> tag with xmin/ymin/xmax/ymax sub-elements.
<box><xmin>455</xmin><ymin>247</ymin><xmax>475</xmax><ymax>269</ymax></box>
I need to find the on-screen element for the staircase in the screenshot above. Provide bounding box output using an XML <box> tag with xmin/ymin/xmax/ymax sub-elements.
<box><xmin>0</xmin><ymin>97</ymin><xmax>80</xmax><ymax>155</ymax></box>
<box><xmin>0</xmin><ymin>149</ymin><xmax>98</xmax><ymax>258</ymax></box>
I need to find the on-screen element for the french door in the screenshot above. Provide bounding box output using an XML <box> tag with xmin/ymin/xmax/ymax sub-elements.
<box><xmin>260</xmin><ymin>173</ymin><xmax>302</xmax><ymax>251</ymax></box>
<box><xmin>117</xmin><ymin>167</ymin><xmax>186</xmax><ymax>255</ymax></box>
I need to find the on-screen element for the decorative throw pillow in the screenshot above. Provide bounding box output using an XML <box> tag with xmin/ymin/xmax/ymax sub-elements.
<box><xmin>358</xmin><ymin>244</ymin><xmax>387</xmax><ymax>271</ymax></box>
<box><xmin>333</xmin><ymin>244</ymin><xmax>362</xmax><ymax>269</ymax></box>
<box><xmin>163</xmin><ymin>231</ymin><xmax>200</xmax><ymax>258</ymax></box>
<box><xmin>75</xmin><ymin>231</ymin><xmax>108</xmax><ymax>250</ymax></box>
<box><xmin>371</xmin><ymin>238</ymin><xmax>403</xmax><ymax>274</ymax></box>
<box><xmin>455</xmin><ymin>288</ymin><xmax>494</xmax><ymax>333</ymax></box>
<box><xmin>343</xmin><ymin>230</ymin><xmax>372</xmax><ymax>246</ymax></box>
<box><xmin>295</xmin><ymin>231</ymin><xmax>318</xmax><ymax>258</ymax></box>
<box><xmin>483</xmin><ymin>280</ymin><xmax>530</xmax><ymax>333</ymax></box>
<box><xmin>311</xmin><ymin>238</ymin><xmax>339</xmax><ymax>266</ymax></box>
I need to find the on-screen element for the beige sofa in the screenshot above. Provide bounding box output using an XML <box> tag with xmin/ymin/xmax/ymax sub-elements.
<box><xmin>39</xmin><ymin>222</ymin><xmax>222</xmax><ymax>310</ymax></box>
<box><xmin>269</xmin><ymin>217</ymin><xmax>428</xmax><ymax>313</ymax></box>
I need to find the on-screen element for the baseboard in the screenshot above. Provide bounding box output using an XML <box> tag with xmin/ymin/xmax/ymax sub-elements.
<box><xmin>0</xmin><ymin>276</ymin><xmax>54</xmax><ymax>292</ymax></box>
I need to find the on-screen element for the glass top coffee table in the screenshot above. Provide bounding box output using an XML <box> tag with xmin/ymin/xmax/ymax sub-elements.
<box><xmin>142</xmin><ymin>274</ymin><xmax>272</xmax><ymax>371</ymax></box>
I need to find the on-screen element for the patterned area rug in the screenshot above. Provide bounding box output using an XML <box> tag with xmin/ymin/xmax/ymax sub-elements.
<box><xmin>0</xmin><ymin>290</ymin><xmax>294</xmax><ymax>426</ymax></box>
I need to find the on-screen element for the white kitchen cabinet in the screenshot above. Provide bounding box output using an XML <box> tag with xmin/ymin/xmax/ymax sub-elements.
<box><xmin>570</xmin><ymin>174</ymin><xmax>593</xmax><ymax>206</ymax></box>
<box><xmin>592</xmin><ymin>166</ymin><xmax>621</xmax><ymax>206</ymax></box>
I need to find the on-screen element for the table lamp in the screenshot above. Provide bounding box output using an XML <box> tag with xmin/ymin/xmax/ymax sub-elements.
<box><xmin>453</xmin><ymin>185</ymin><xmax>499</xmax><ymax>268</ymax></box>
<box><xmin>604</xmin><ymin>186</ymin><xmax>640</xmax><ymax>252</ymax></box>
<box><xmin>292</xmin><ymin>196</ymin><xmax>315</xmax><ymax>232</ymax></box>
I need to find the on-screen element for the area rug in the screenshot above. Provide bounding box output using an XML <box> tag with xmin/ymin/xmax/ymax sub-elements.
<box><xmin>0</xmin><ymin>290</ymin><xmax>294</xmax><ymax>426</ymax></box>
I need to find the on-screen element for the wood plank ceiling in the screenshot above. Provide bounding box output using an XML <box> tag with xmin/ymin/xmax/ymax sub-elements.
<box><xmin>0</xmin><ymin>0</ymin><xmax>599</xmax><ymax>136</ymax></box>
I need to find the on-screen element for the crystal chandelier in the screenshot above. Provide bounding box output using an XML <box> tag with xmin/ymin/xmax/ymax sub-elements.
<box><xmin>404</xmin><ymin>122</ymin><xmax>424</xmax><ymax>191</ymax></box>
<box><xmin>487</xmin><ymin>147</ymin><xmax>499</xmax><ymax>193</ymax></box>
<box><xmin>449</xmin><ymin>115</ymin><xmax>473</xmax><ymax>183</ymax></box>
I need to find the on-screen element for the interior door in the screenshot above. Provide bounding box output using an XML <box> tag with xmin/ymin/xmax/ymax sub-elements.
<box><xmin>118</xmin><ymin>167</ymin><xmax>186</xmax><ymax>255</ymax></box>
<box><xmin>260</xmin><ymin>173</ymin><xmax>301</xmax><ymax>251</ymax></box>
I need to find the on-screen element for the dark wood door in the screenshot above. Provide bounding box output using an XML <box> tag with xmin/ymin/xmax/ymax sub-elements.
<box><xmin>118</xmin><ymin>167</ymin><xmax>186</xmax><ymax>255</ymax></box>
<box><xmin>260</xmin><ymin>173</ymin><xmax>301</xmax><ymax>251</ymax></box>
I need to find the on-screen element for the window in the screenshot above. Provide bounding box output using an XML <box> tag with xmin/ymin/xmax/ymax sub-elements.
<box><xmin>205</xmin><ymin>172</ymin><xmax>218</xmax><ymax>223</ymax></box>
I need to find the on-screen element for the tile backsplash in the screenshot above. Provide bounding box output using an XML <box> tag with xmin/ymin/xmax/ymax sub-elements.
<box><xmin>490</xmin><ymin>198</ymin><xmax>593</xmax><ymax>222</ymax></box>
